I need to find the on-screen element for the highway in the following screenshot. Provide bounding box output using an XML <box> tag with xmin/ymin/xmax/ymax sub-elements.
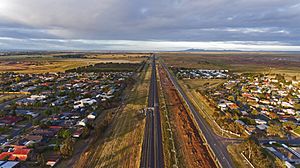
<box><xmin>140</xmin><ymin>55</ymin><xmax>164</xmax><ymax>168</ymax></box>
<box><xmin>160</xmin><ymin>61</ymin><xmax>235</xmax><ymax>168</ymax></box>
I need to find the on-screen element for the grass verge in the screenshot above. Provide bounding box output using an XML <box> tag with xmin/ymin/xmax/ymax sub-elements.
<box><xmin>178</xmin><ymin>80</ymin><xmax>240</xmax><ymax>138</ymax></box>
<box><xmin>227</xmin><ymin>144</ymin><xmax>253</xmax><ymax>168</ymax></box>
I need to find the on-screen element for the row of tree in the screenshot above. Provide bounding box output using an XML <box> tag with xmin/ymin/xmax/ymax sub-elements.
<box><xmin>240</xmin><ymin>138</ymin><xmax>285</xmax><ymax>168</ymax></box>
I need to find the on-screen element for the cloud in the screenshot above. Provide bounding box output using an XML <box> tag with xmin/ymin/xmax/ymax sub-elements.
<box><xmin>0</xmin><ymin>0</ymin><xmax>299</xmax><ymax>50</ymax></box>
<box><xmin>1</xmin><ymin>37</ymin><xmax>300</xmax><ymax>51</ymax></box>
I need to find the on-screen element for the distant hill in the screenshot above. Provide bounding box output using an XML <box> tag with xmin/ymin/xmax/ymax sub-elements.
<box><xmin>179</xmin><ymin>48</ymin><xmax>243</xmax><ymax>52</ymax></box>
<box><xmin>178</xmin><ymin>48</ymin><xmax>300</xmax><ymax>53</ymax></box>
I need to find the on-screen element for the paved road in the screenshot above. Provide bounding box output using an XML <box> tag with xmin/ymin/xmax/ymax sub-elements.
<box><xmin>260</xmin><ymin>138</ymin><xmax>300</xmax><ymax>146</ymax></box>
<box><xmin>140</xmin><ymin>55</ymin><xmax>164</xmax><ymax>168</ymax></box>
<box><xmin>161</xmin><ymin>61</ymin><xmax>235</xmax><ymax>168</ymax></box>
<box><xmin>0</xmin><ymin>97</ymin><xmax>24</xmax><ymax>109</ymax></box>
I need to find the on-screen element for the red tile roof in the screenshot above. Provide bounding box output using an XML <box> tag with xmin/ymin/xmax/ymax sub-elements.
<box><xmin>0</xmin><ymin>148</ymin><xmax>31</xmax><ymax>161</ymax></box>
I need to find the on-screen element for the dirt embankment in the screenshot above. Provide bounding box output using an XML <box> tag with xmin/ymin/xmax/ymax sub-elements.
<box><xmin>158</xmin><ymin>65</ymin><xmax>217</xmax><ymax>168</ymax></box>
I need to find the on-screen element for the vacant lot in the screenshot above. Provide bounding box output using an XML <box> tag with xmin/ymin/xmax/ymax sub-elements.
<box><xmin>227</xmin><ymin>144</ymin><xmax>253</xmax><ymax>168</ymax></box>
<box><xmin>159</xmin><ymin>52</ymin><xmax>300</xmax><ymax>78</ymax></box>
<box><xmin>181</xmin><ymin>79</ymin><xmax>226</xmax><ymax>90</ymax></box>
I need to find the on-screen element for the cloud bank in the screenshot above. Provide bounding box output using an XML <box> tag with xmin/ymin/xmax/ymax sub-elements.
<box><xmin>0</xmin><ymin>0</ymin><xmax>300</xmax><ymax>50</ymax></box>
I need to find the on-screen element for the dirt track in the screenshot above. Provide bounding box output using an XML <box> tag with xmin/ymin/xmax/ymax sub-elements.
<box><xmin>158</xmin><ymin>65</ymin><xmax>217</xmax><ymax>168</ymax></box>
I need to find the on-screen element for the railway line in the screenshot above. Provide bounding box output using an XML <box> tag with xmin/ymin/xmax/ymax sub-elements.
<box><xmin>140</xmin><ymin>55</ymin><xmax>164</xmax><ymax>168</ymax></box>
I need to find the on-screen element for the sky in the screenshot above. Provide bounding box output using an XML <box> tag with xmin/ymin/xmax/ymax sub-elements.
<box><xmin>0</xmin><ymin>0</ymin><xmax>300</xmax><ymax>51</ymax></box>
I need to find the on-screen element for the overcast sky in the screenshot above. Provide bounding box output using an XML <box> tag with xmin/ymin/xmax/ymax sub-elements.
<box><xmin>0</xmin><ymin>0</ymin><xmax>300</xmax><ymax>51</ymax></box>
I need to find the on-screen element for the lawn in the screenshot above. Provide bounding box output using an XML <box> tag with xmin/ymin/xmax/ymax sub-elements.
<box><xmin>0</xmin><ymin>94</ymin><xmax>23</xmax><ymax>103</ymax></box>
<box><xmin>227</xmin><ymin>144</ymin><xmax>253</xmax><ymax>168</ymax></box>
<box><xmin>294</xmin><ymin>126</ymin><xmax>300</xmax><ymax>135</ymax></box>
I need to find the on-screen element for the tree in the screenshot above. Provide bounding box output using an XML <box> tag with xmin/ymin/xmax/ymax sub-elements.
<box><xmin>241</xmin><ymin>138</ymin><xmax>273</xmax><ymax>168</ymax></box>
<box><xmin>54</xmin><ymin>140</ymin><xmax>60</xmax><ymax>151</ymax></box>
<box><xmin>242</xmin><ymin>138</ymin><xmax>258</xmax><ymax>161</ymax></box>
<box><xmin>37</xmin><ymin>153</ymin><xmax>46</xmax><ymax>167</ymax></box>
<box><xmin>275</xmin><ymin>74</ymin><xmax>285</xmax><ymax>82</ymax></box>
<box><xmin>268</xmin><ymin>112</ymin><xmax>278</xmax><ymax>120</ymax></box>
<box><xmin>60</xmin><ymin>138</ymin><xmax>74</xmax><ymax>158</ymax></box>
<box><xmin>32</xmin><ymin>119</ymin><xmax>40</xmax><ymax>126</ymax></box>
<box><xmin>228</xmin><ymin>95</ymin><xmax>235</xmax><ymax>102</ymax></box>
<box><xmin>295</xmin><ymin>103</ymin><xmax>300</xmax><ymax>110</ymax></box>
<box><xmin>44</xmin><ymin>109</ymin><xmax>52</xmax><ymax>116</ymax></box>
<box><xmin>82</xmin><ymin>127</ymin><xmax>90</xmax><ymax>138</ymax></box>
<box><xmin>39</xmin><ymin>122</ymin><xmax>49</xmax><ymax>129</ymax></box>
<box><xmin>267</xmin><ymin>124</ymin><xmax>285</xmax><ymax>138</ymax></box>
<box><xmin>15</xmin><ymin>76</ymin><xmax>21</xmax><ymax>83</ymax></box>
<box><xmin>212</xmin><ymin>112</ymin><xmax>221</xmax><ymax>120</ymax></box>
<box><xmin>0</xmin><ymin>110</ymin><xmax>6</xmax><ymax>117</ymax></box>
<box><xmin>251</xmin><ymin>109</ymin><xmax>259</xmax><ymax>116</ymax></box>
<box><xmin>58</xmin><ymin>129</ymin><xmax>72</xmax><ymax>139</ymax></box>
<box><xmin>274</xmin><ymin>157</ymin><xmax>286</xmax><ymax>168</ymax></box>
<box><xmin>283</xmin><ymin>121</ymin><xmax>297</xmax><ymax>130</ymax></box>
<box><xmin>24</xmin><ymin>115</ymin><xmax>33</xmax><ymax>122</ymax></box>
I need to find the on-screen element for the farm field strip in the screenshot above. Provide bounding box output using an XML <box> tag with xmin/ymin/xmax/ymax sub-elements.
<box><xmin>0</xmin><ymin>59</ymin><xmax>142</xmax><ymax>73</ymax></box>
<box><xmin>0</xmin><ymin>53</ymin><xmax>148</xmax><ymax>73</ymax></box>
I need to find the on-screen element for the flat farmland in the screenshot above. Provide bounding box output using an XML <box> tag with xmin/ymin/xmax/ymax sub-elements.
<box><xmin>0</xmin><ymin>53</ymin><xmax>148</xmax><ymax>73</ymax></box>
<box><xmin>159</xmin><ymin>52</ymin><xmax>300</xmax><ymax>78</ymax></box>
<box><xmin>85</xmin><ymin>53</ymin><xmax>150</xmax><ymax>61</ymax></box>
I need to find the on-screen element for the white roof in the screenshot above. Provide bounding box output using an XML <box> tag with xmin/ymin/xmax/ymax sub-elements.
<box><xmin>256</xmin><ymin>124</ymin><xmax>268</xmax><ymax>130</ymax></box>
<box><xmin>0</xmin><ymin>161</ymin><xmax>20</xmax><ymax>168</ymax></box>
<box><xmin>255</xmin><ymin>119</ymin><xmax>267</xmax><ymax>124</ymax></box>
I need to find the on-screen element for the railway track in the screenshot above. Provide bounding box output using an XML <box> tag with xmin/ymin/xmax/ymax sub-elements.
<box><xmin>140</xmin><ymin>55</ymin><xmax>164</xmax><ymax>168</ymax></box>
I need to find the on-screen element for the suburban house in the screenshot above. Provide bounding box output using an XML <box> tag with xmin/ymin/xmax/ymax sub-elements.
<box><xmin>74</xmin><ymin>98</ymin><xmax>97</xmax><ymax>109</ymax></box>
<box><xmin>87</xmin><ymin>112</ymin><xmax>97</xmax><ymax>120</ymax></box>
<box><xmin>0</xmin><ymin>146</ymin><xmax>31</xmax><ymax>161</ymax></box>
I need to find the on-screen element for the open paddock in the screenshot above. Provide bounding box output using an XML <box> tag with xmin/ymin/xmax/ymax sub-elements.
<box><xmin>159</xmin><ymin>52</ymin><xmax>300</xmax><ymax>78</ymax></box>
<box><xmin>0</xmin><ymin>53</ymin><xmax>148</xmax><ymax>73</ymax></box>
